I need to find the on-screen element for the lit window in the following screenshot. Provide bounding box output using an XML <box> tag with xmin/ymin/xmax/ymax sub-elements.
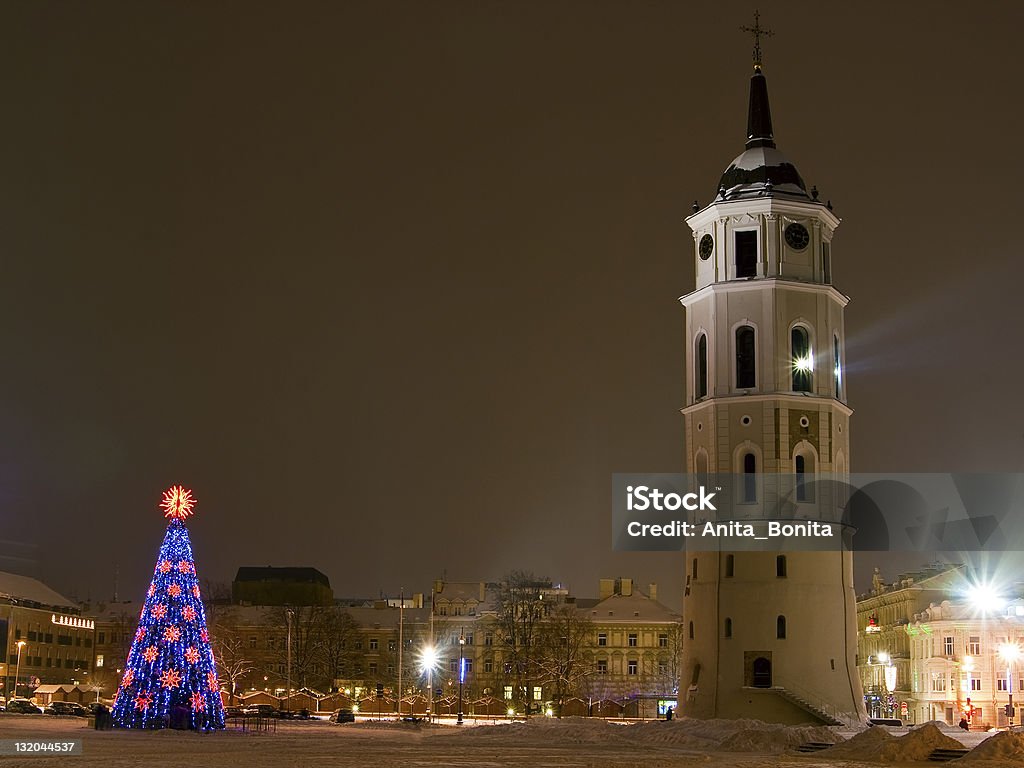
<box><xmin>791</xmin><ymin>326</ymin><xmax>812</xmax><ymax>392</ymax></box>
<box><xmin>504</xmin><ymin>686</ymin><xmax>513</xmax><ymax>700</ymax></box>
<box><xmin>95</xmin><ymin>654</ymin><xmax>104</xmax><ymax>668</ymax></box>
<box><xmin>532</xmin><ymin>687</ymin><xmax>542</xmax><ymax>701</ymax></box>
<box><xmin>833</xmin><ymin>335</ymin><xmax>842</xmax><ymax>398</ymax></box>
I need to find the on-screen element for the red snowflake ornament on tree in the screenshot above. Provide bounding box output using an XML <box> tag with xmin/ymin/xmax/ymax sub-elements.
<box><xmin>178</xmin><ymin>560</ymin><xmax>192</xmax><ymax>574</ymax></box>
<box><xmin>185</xmin><ymin>646</ymin><xmax>200</xmax><ymax>664</ymax></box>
<box><xmin>207</xmin><ymin>671</ymin><xmax>219</xmax><ymax>692</ymax></box>
<box><xmin>147</xmin><ymin>584</ymin><xmax>156</xmax><ymax>597</ymax></box>
<box><xmin>200</xmin><ymin>628</ymin><xmax>209</xmax><ymax>643</ymax></box>
<box><xmin>134</xmin><ymin>692</ymin><xmax>153</xmax><ymax>711</ymax></box>
<box><xmin>158</xmin><ymin>560</ymin><xmax>172</xmax><ymax>574</ymax></box>
<box><xmin>192</xmin><ymin>585</ymin><xmax>201</xmax><ymax>598</ymax></box>
<box><xmin>190</xmin><ymin>692</ymin><xmax>206</xmax><ymax>711</ymax></box>
<box><xmin>122</xmin><ymin>669</ymin><xmax>134</xmax><ymax>687</ymax></box>
<box><xmin>135</xmin><ymin>627</ymin><xmax>146</xmax><ymax>642</ymax></box>
<box><xmin>163</xmin><ymin>625</ymin><xmax>182</xmax><ymax>643</ymax></box>
<box><xmin>151</xmin><ymin>603</ymin><xmax>168</xmax><ymax>620</ymax></box>
<box><xmin>182</xmin><ymin>605</ymin><xmax>197</xmax><ymax>622</ymax></box>
<box><xmin>160</xmin><ymin>668</ymin><xmax>182</xmax><ymax>689</ymax></box>
<box><xmin>142</xmin><ymin>645</ymin><xmax>159</xmax><ymax>664</ymax></box>
<box><xmin>167</xmin><ymin>583</ymin><xmax>182</xmax><ymax>598</ymax></box>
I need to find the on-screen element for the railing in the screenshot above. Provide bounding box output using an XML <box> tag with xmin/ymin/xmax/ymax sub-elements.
<box><xmin>773</xmin><ymin>678</ymin><xmax>863</xmax><ymax>729</ymax></box>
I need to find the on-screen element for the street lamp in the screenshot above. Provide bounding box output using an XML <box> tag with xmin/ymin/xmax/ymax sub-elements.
<box><xmin>419</xmin><ymin>645</ymin><xmax>438</xmax><ymax>723</ymax></box>
<box><xmin>13</xmin><ymin>641</ymin><xmax>26</xmax><ymax>699</ymax></box>
<box><xmin>999</xmin><ymin>643</ymin><xmax>1020</xmax><ymax>727</ymax></box>
<box><xmin>457</xmin><ymin>631</ymin><xmax>465</xmax><ymax>725</ymax></box>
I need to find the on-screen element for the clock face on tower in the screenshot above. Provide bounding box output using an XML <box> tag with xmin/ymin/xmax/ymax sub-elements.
<box><xmin>784</xmin><ymin>223</ymin><xmax>810</xmax><ymax>250</ymax></box>
<box><xmin>699</xmin><ymin>234</ymin><xmax>714</xmax><ymax>260</ymax></box>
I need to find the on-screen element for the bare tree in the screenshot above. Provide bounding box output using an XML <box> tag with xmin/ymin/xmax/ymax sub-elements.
<box><xmin>264</xmin><ymin>605</ymin><xmax>333</xmax><ymax>691</ymax></box>
<box><xmin>534</xmin><ymin>603</ymin><xmax>593</xmax><ymax>716</ymax></box>
<box><xmin>315</xmin><ymin>606</ymin><xmax>361</xmax><ymax>691</ymax></box>
<box><xmin>208</xmin><ymin>607</ymin><xmax>256</xmax><ymax>704</ymax></box>
<box><xmin>494</xmin><ymin>571</ymin><xmax>553</xmax><ymax>716</ymax></box>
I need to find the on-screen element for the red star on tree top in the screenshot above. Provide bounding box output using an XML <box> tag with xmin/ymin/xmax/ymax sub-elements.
<box><xmin>160</xmin><ymin>485</ymin><xmax>196</xmax><ymax>520</ymax></box>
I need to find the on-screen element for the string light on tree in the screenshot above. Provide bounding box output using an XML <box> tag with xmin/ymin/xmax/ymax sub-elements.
<box><xmin>110</xmin><ymin>487</ymin><xmax>226</xmax><ymax>730</ymax></box>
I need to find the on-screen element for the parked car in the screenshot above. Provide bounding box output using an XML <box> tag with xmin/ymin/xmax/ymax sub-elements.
<box><xmin>868</xmin><ymin>718</ymin><xmax>904</xmax><ymax>727</ymax></box>
<box><xmin>224</xmin><ymin>706</ymin><xmax>245</xmax><ymax>718</ymax></box>
<box><xmin>49</xmin><ymin>701</ymin><xmax>89</xmax><ymax>717</ymax></box>
<box><xmin>241</xmin><ymin>704</ymin><xmax>278</xmax><ymax>718</ymax></box>
<box><xmin>5</xmin><ymin>699</ymin><xmax>44</xmax><ymax>714</ymax></box>
<box><xmin>278</xmin><ymin>708</ymin><xmax>312</xmax><ymax>720</ymax></box>
<box><xmin>329</xmin><ymin>708</ymin><xmax>355</xmax><ymax>723</ymax></box>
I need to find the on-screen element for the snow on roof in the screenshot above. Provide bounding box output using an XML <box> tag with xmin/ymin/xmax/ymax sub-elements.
<box><xmin>0</xmin><ymin>571</ymin><xmax>76</xmax><ymax>609</ymax></box>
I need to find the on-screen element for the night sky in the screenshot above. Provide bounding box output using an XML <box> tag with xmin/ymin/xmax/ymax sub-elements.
<box><xmin>1</xmin><ymin>3</ymin><xmax>1021</xmax><ymax>610</ymax></box>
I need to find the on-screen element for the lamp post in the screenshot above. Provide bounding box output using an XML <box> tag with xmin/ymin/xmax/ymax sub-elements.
<box><xmin>419</xmin><ymin>645</ymin><xmax>438</xmax><ymax>724</ymax></box>
<box><xmin>999</xmin><ymin>643</ymin><xmax>1020</xmax><ymax>728</ymax></box>
<box><xmin>285</xmin><ymin>607</ymin><xmax>295</xmax><ymax>708</ymax></box>
<box><xmin>457</xmin><ymin>631</ymin><xmax>465</xmax><ymax>725</ymax></box>
<box><xmin>13</xmin><ymin>641</ymin><xmax>26</xmax><ymax>699</ymax></box>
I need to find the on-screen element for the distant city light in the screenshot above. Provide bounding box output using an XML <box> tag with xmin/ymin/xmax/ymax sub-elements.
<box><xmin>965</xmin><ymin>582</ymin><xmax>1006</xmax><ymax>614</ymax></box>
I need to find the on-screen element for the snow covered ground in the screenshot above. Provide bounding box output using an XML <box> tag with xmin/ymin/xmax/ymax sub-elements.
<box><xmin>0</xmin><ymin>713</ymin><xmax>1021</xmax><ymax>767</ymax></box>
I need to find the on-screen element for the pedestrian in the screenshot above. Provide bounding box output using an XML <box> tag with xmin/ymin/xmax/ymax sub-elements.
<box><xmin>959</xmin><ymin>717</ymin><xmax>969</xmax><ymax>731</ymax></box>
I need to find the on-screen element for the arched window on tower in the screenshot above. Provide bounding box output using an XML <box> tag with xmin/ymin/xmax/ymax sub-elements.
<box><xmin>688</xmin><ymin>621</ymin><xmax>694</xmax><ymax>640</ymax></box>
<box><xmin>791</xmin><ymin>326</ymin><xmax>812</xmax><ymax>392</ymax></box>
<box><xmin>724</xmin><ymin>618</ymin><xmax>733</xmax><ymax>638</ymax></box>
<box><xmin>695</xmin><ymin>450</ymin><xmax>709</xmax><ymax>486</ymax></box>
<box><xmin>725</xmin><ymin>554</ymin><xmax>734</xmax><ymax>578</ymax></box>
<box><xmin>776</xmin><ymin>555</ymin><xmax>787</xmax><ymax>578</ymax></box>
<box><xmin>696</xmin><ymin>333</ymin><xmax>708</xmax><ymax>400</ymax></box>
<box><xmin>736</xmin><ymin>326</ymin><xmax>756</xmax><ymax>389</ymax></box>
<box><xmin>834</xmin><ymin>334</ymin><xmax>843</xmax><ymax>399</ymax></box>
<box><xmin>777</xmin><ymin>615</ymin><xmax>787</xmax><ymax>639</ymax></box>
<box><xmin>795</xmin><ymin>452</ymin><xmax>815</xmax><ymax>502</ymax></box>
<box><xmin>743</xmin><ymin>452</ymin><xmax>757</xmax><ymax>503</ymax></box>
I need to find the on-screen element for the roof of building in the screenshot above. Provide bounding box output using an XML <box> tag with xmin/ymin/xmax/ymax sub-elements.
<box><xmin>579</xmin><ymin>589</ymin><xmax>680</xmax><ymax>623</ymax></box>
<box><xmin>0</xmin><ymin>571</ymin><xmax>77</xmax><ymax>611</ymax></box>
<box><xmin>715</xmin><ymin>66</ymin><xmax>810</xmax><ymax>203</ymax></box>
<box><xmin>233</xmin><ymin>567</ymin><xmax>331</xmax><ymax>587</ymax></box>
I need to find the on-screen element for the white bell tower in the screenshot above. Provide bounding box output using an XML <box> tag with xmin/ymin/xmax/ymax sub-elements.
<box><xmin>679</xmin><ymin>18</ymin><xmax>865</xmax><ymax>724</ymax></box>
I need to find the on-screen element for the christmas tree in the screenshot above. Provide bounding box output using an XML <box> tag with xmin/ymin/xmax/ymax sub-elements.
<box><xmin>111</xmin><ymin>486</ymin><xmax>226</xmax><ymax>730</ymax></box>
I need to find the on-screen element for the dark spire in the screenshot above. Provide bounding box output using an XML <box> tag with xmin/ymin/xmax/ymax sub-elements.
<box><xmin>746</xmin><ymin>69</ymin><xmax>775</xmax><ymax>148</ymax></box>
<box><xmin>740</xmin><ymin>11</ymin><xmax>775</xmax><ymax>148</ymax></box>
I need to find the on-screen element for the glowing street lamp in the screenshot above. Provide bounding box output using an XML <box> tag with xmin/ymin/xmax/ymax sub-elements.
<box><xmin>419</xmin><ymin>645</ymin><xmax>439</xmax><ymax>722</ymax></box>
<box><xmin>13</xmin><ymin>640</ymin><xmax>26</xmax><ymax>699</ymax></box>
<box><xmin>457</xmin><ymin>632</ymin><xmax>466</xmax><ymax>725</ymax></box>
<box><xmin>966</xmin><ymin>583</ymin><xmax>1005</xmax><ymax>615</ymax></box>
<box><xmin>999</xmin><ymin>643</ymin><xmax>1021</xmax><ymax>727</ymax></box>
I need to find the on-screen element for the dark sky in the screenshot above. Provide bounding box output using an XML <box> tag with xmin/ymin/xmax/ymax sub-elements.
<box><xmin>1</xmin><ymin>2</ymin><xmax>1021</xmax><ymax>611</ymax></box>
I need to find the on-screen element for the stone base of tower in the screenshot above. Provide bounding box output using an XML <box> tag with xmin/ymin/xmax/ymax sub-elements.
<box><xmin>681</xmin><ymin>550</ymin><xmax>866</xmax><ymax>726</ymax></box>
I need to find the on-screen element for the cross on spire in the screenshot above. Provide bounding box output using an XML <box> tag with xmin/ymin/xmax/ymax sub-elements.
<box><xmin>740</xmin><ymin>10</ymin><xmax>774</xmax><ymax>71</ymax></box>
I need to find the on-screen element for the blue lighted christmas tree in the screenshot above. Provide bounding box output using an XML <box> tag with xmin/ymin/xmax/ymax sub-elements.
<box><xmin>111</xmin><ymin>486</ymin><xmax>226</xmax><ymax>730</ymax></box>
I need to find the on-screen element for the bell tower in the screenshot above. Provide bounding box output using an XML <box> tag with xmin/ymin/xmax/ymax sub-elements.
<box><xmin>679</xmin><ymin>19</ymin><xmax>865</xmax><ymax>724</ymax></box>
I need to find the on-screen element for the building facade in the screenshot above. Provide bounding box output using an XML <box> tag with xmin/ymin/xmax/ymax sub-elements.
<box><xmin>856</xmin><ymin>564</ymin><xmax>1024</xmax><ymax>728</ymax></box>
<box><xmin>679</xmin><ymin>49</ymin><xmax>864</xmax><ymax>724</ymax></box>
<box><xmin>0</xmin><ymin>571</ymin><xmax>96</xmax><ymax>700</ymax></box>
